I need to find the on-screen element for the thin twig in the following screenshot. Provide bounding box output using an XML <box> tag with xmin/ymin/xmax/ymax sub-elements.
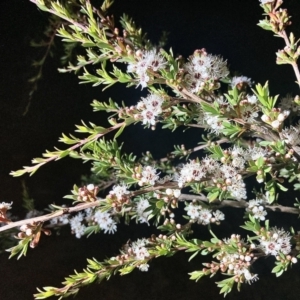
<box><xmin>179</xmin><ymin>194</ymin><xmax>300</xmax><ymax>215</ymax></box>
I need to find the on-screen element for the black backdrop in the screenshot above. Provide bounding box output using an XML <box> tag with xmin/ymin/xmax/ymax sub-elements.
<box><xmin>1</xmin><ymin>0</ymin><xmax>300</xmax><ymax>299</ymax></box>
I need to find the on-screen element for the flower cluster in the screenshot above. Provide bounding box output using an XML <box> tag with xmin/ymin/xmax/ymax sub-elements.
<box><xmin>127</xmin><ymin>49</ymin><xmax>166</xmax><ymax>88</ymax></box>
<box><xmin>281</xmin><ymin>123</ymin><xmax>300</xmax><ymax>146</ymax></box>
<box><xmin>136</xmin><ymin>93</ymin><xmax>164</xmax><ymax>126</ymax></box>
<box><xmin>184</xmin><ymin>49</ymin><xmax>229</xmax><ymax>93</ymax></box>
<box><xmin>138</xmin><ymin>165</ymin><xmax>160</xmax><ymax>186</ymax></box>
<box><xmin>279</xmin><ymin>94</ymin><xmax>300</xmax><ymax>115</ymax></box>
<box><xmin>177</xmin><ymin>158</ymin><xmax>247</xmax><ymax>200</ymax></box>
<box><xmin>67</xmin><ymin>208</ymin><xmax>117</xmax><ymax>238</ymax></box>
<box><xmin>246</xmin><ymin>198</ymin><xmax>267</xmax><ymax>221</ymax></box>
<box><xmin>109</xmin><ymin>183</ymin><xmax>130</xmax><ymax>200</ymax></box>
<box><xmin>69</xmin><ymin>212</ymin><xmax>86</xmax><ymax>238</ymax></box>
<box><xmin>185</xmin><ymin>201</ymin><xmax>225</xmax><ymax>225</ymax></box>
<box><xmin>93</xmin><ymin>210</ymin><xmax>117</xmax><ymax>234</ymax></box>
<box><xmin>259</xmin><ymin>227</ymin><xmax>292</xmax><ymax>256</ymax></box>
<box><xmin>130</xmin><ymin>238</ymin><xmax>150</xmax><ymax>271</ymax></box>
<box><xmin>203</xmin><ymin>234</ymin><xmax>258</xmax><ymax>285</ymax></box>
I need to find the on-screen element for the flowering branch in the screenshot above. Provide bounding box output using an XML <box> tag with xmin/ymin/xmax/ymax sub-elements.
<box><xmin>3</xmin><ymin>0</ymin><xmax>300</xmax><ymax>298</ymax></box>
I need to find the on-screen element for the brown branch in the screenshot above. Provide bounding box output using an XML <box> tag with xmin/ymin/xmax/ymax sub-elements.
<box><xmin>179</xmin><ymin>194</ymin><xmax>300</xmax><ymax>215</ymax></box>
<box><xmin>0</xmin><ymin>201</ymin><xmax>102</xmax><ymax>232</ymax></box>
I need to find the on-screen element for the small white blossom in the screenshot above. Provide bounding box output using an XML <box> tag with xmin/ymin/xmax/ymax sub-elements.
<box><xmin>138</xmin><ymin>263</ymin><xmax>150</xmax><ymax>272</ymax></box>
<box><xmin>279</xmin><ymin>94</ymin><xmax>300</xmax><ymax>115</ymax></box>
<box><xmin>94</xmin><ymin>211</ymin><xmax>117</xmax><ymax>234</ymax></box>
<box><xmin>247</xmin><ymin>95</ymin><xmax>258</xmax><ymax>104</ymax></box>
<box><xmin>203</xmin><ymin>113</ymin><xmax>224</xmax><ymax>135</ymax></box>
<box><xmin>132</xmin><ymin>238</ymin><xmax>150</xmax><ymax>260</ymax></box>
<box><xmin>213</xmin><ymin>210</ymin><xmax>225</xmax><ymax>222</ymax></box>
<box><xmin>86</xmin><ymin>184</ymin><xmax>95</xmax><ymax>191</ymax></box>
<box><xmin>140</xmin><ymin>165</ymin><xmax>159</xmax><ymax>185</ymax></box>
<box><xmin>252</xmin><ymin>205</ymin><xmax>267</xmax><ymax>221</ymax></box>
<box><xmin>0</xmin><ymin>202</ymin><xmax>12</xmax><ymax>210</ymax></box>
<box><xmin>110</xmin><ymin>183</ymin><xmax>130</xmax><ymax>200</ymax></box>
<box><xmin>127</xmin><ymin>49</ymin><xmax>166</xmax><ymax>89</ymax></box>
<box><xmin>245</xmin><ymin>146</ymin><xmax>268</xmax><ymax>161</ymax></box>
<box><xmin>70</xmin><ymin>212</ymin><xmax>86</xmax><ymax>238</ymax></box>
<box><xmin>199</xmin><ymin>209</ymin><xmax>212</xmax><ymax>225</ymax></box>
<box><xmin>137</xmin><ymin>93</ymin><xmax>164</xmax><ymax>126</ymax></box>
<box><xmin>231</xmin><ymin>76</ymin><xmax>252</xmax><ymax>88</ymax></box>
<box><xmin>243</xmin><ymin>269</ymin><xmax>259</xmax><ymax>284</ymax></box>
<box><xmin>185</xmin><ymin>203</ymin><xmax>201</xmax><ymax>220</ymax></box>
<box><xmin>136</xmin><ymin>198</ymin><xmax>152</xmax><ymax>224</ymax></box>
<box><xmin>282</xmin><ymin>124</ymin><xmax>300</xmax><ymax>146</ymax></box>
<box><xmin>173</xmin><ymin>189</ymin><xmax>181</xmax><ymax>198</ymax></box>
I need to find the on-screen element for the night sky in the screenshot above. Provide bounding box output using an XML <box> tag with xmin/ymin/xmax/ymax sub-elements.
<box><xmin>1</xmin><ymin>0</ymin><xmax>300</xmax><ymax>299</ymax></box>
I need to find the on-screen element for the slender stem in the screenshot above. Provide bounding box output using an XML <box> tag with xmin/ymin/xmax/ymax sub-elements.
<box><xmin>179</xmin><ymin>194</ymin><xmax>300</xmax><ymax>215</ymax></box>
<box><xmin>10</xmin><ymin>121</ymin><xmax>128</xmax><ymax>176</ymax></box>
<box><xmin>0</xmin><ymin>201</ymin><xmax>101</xmax><ymax>232</ymax></box>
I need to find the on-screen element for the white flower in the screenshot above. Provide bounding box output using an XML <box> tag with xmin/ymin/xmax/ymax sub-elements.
<box><xmin>247</xmin><ymin>95</ymin><xmax>258</xmax><ymax>104</ymax></box>
<box><xmin>70</xmin><ymin>213</ymin><xmax>86</xmax><ymax>238</ymax></box>
<box><xmin>84</xmin><ymin>207</ymin><xmax>93</xmax><ymax>222</ymax></box>
<box><xmin>203</xmin><ymin>113</ymin><xmax>224</xmax><ymax>135</ymax></box>
<box><xmin>243</xmin><ymin>269</ymin><xmax>259</xmax><ymax>284</ymax></box>
<box><xmin>271</xmin><ymin>120</ymin><xmax>280</xmax><ymax>129</ymax></box>
<box><xmin>252</xmin><ymin>205</ymin><xmax>267</xmax><ymax>221</ymax></box>
<box><xmin>185</xmin><ymin>203</ymin><xmax>201</xmax><ymax>220</ymax></box>
<box><xmin>245</xmin><ymin>146</ymin><xmax>268</xmax><ymax>161</ymax></box>
<box><xmin>213</xmin><ymin>210</ymin><xmax>225</xmax><ymax>222</ymax></box>
<box><xmin>173</xmin><ymin>189</ymin><xmax>181</xmax><ymax>198</ymax></box>
<box><xmin>127</xmin><ymin>49</ymin><xmax>166</xmax><ymax>89</ymax></box>
<box><xmin>231</xmin><ymin>156</ymin><xmax>246</xmax><ymax>170</ymax></box>
<box><xmin>259</xmin><ymin>227</ymin><xmax>291</xmax><ymax>256</ymax></box>
<box><xmin>110</xmin><ymin>183</ymin><xmax>130</xmax><ymax>200</ymax></box>
<box><xmin>184</xmin><ymin>50</ymin><xmax>229</xmax><ymax>93</ymax></box>
<box><xmin>199</xmin><ymin>209</ymin><xmax>212</xmax><ymax>225</ymax></box>
<box><xmin>138</xmin><ymin>263</ymin><xmax>150</xmax><ymax>272</ymax></box>
<box><xmin>136</xmin><ymin>198</ymin><xmax>152</xmax><ymax>224</ymax></box>
<box><xmin>140</xmin><ymin>165</ymin><xmax>159</xmax><ymax>185</ymax></box>
<box><xmin>231</xmin><ymin>76</ymin><xmax>252</xmax><ymax>88</ymax></box>
<box><xmin>86</xmin><ymin>184</ymin><xmax>95</xmax><ymax>191</ymax></box>
<box><xmin>177</xmin><ymin>160</ymin><xmax>205</xmax><ymax>187</ymax></box>
<box><xmin>132</xmin><ymin>238</ymin><xmax>150</xmax><ymax>260</ymax></box>
<box><xmin>279</xmin><ymin>94</ymin><xmax>300</xmax><ymax>115</ymax></box>
<box><xmin>0</xmin><ymin>202</ymin><xmax>12</xmax><ymax>210</ymax></box>
<box><xmin>94</xmin><ymin>210</ymin><xmax>117</xmax><ymax>234</ymax></box>
<box><xmin>137</xmin><ymin>93</ymin><xmax>164</xmax><ymax>126</ymax></box>
<box><xmin>240</xmin><ymin>105</ymin><xmax>259</xmax><ymax>123</ymax></box>
<box><xmin>103</xmin><ymin>221</ymin><xmax>117</xmax><ymax>234</ymax></box>
<box><xmin>227</xmin><ymin>176</ymin><xmax>247</xmax><ymax>200</ymax></box>
<box><xmin>282</xmin><ymin>124</ymin><xmax>300</xmax><ymax>146</ymax></box>
<box><xmin>247</xmin><ymin>198</ymin><xmax>264</xmax><ymax>210</ymax></box>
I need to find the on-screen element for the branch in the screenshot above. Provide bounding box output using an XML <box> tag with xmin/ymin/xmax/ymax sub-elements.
<box><xmin>10</xmin><ymin>120</ymin><xmax>131</xmax><ymax>176</ymax></box>
<box><xmin>0</xmin><ymin>201</ymin><xmax>101</xmax><ymax>232</ymax></box>
<box><xmin>179</xmin><ymin>194</ymin><xmax>300</xmax><ymax>215</ymax></box>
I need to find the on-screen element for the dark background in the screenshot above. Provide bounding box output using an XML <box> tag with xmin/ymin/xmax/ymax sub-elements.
<box><xmin>1</xmin><ymin>0</ymin><xmax>300</xmax><ymax>299</ymax></box>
